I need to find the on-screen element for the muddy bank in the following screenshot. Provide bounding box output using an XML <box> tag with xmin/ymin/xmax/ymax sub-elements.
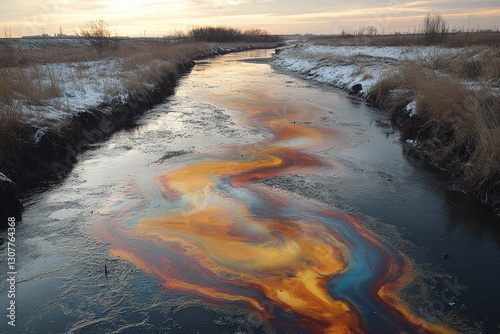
<box><xmin>272</xmin><ymin>44</ymin><xmax>500</xmax><ymax>219</ymax></box>
<box><xmin>0</xmin><ymin>44</ymin><xmax>282</xmax><ymax>226</ymax></box>
<box><xmin>369</xmin><ymin>94</ymin><xmax>500</xmax><ymax>218</ymax></box>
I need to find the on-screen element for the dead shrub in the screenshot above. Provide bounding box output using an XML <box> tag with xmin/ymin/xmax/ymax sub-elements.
<box><xmin>79</xmin><ymin>19</ymin><xmax>113</xmax><ymax>52</ymax></box>
<box><xmin>422</xmin><ymin>12</ymin><xmax>448</xmax><ymax>44</ymax></box>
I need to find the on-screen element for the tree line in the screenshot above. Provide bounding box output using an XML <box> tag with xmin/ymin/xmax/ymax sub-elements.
<box><xmin>78</xmin><ymin>20</ymin><xmax>281</xmax><ymax>52</ymax></box>
<box><xmin>184</xmin><ymin>26</ymin><xmax>281</xmax><ymax>43</ymax></box>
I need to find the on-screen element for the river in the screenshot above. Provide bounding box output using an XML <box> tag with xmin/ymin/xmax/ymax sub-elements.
<box><xmin>1</xmin><ymin>49</ymin><xmax>499</xmax><ymax>334</ymax></box>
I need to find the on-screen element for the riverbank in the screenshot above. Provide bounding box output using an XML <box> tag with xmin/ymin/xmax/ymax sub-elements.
<box><xmin>0</xmin><ymin>39</ymin><xmax>283</xmax><ymax>224</ymax></box>
<box><xmin>3</xmin><ymin>47</ymin><xmax>498</xmax><ymax>334</ymax></box>
<box><xmin>272</xmin><ymin>40</ymin><xmax>500</xmax><ymax>218</ymax></box>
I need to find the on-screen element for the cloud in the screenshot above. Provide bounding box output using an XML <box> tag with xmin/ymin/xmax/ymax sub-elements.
<box><xmin>2</xmin><ymin>0</ymin><xmax>499</xmax><ymax>36</ymax></box>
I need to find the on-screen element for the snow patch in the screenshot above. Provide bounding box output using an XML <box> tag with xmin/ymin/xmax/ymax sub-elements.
<box><xmin>0</xmin><ymin>173</ymin><xmax>9</xmax><ymax>182</ymax></box>
<box><xmin>406</xmin><ymin>139</ymin><xmax>417</xmax><ymax>147</ymax></box>
<box><xmin>405</xmin><ymin>101</ymin><xmax>417</xmax><ymax>117</ymax></box>
<box><xmin>15</xmin><ymin>59</ymin><xmax>126</xmax><ymax>124</ymax></box>
<box><xmin>272</xmin><ymin>42</ymin><xmax>464</xmax><ymax>97</ymax></box>
<box><xmin>34</xmin><ymin>127</ymin><xmax>46</xmax><ymax>144</ymax></box>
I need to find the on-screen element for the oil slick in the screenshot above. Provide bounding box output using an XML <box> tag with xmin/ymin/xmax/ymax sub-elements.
<box><xmin>93</xmin><ymin>58</ymin><xmax>456</xmax><ymax>333</ymax></box>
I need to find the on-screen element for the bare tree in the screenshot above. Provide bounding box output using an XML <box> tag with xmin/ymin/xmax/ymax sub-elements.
<box><xmin>4</xmin><ymin>26</ymin><xmax>12</xmax><ymax>38</ymax></box>
<box><xmin>422</xmin><ymin>12</ymin><xmax>448</xmax><ymax>43</ymax></box>
<box><xmin>356</xmin><ymin>26</ymin><xmax>377</xmax><ymax>37</ymax></box>
<box><xmin>79</xmin><ymin>19</ymin><xmax>113</xmax><ymax>51</ymax></box>
<box><xmin>366</xmin><ymin>26</ymin><xmax>377</xmax><ymax>36</ymax></box>
<box><xmin>174</xmin><ymin>29</ymin><xmax>187</xmax><ymax>39</ymax></box>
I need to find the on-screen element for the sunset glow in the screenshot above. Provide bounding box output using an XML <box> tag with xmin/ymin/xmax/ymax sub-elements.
<box><xmin>2</xmin><ymin>0</ymin><xmax>499</xmax><ymax>37</ymax></box>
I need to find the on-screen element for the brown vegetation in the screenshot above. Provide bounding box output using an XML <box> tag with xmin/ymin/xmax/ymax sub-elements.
<box><xmin>422</xmin><ymin>12</ymin><xmax>448</xmax><ymax>44</ymax></box>
<box><xmin>0</xmin><ymin>105</ymin><xmax>24</xmax><ymax>161</ymax></box>
<box><xmin>421</xmin><ymin>46</ymin><xmax>500</xmax><ymax>84</ymax></box>
<box><xmin>0</xmin><ymin>35</ymin><xmax>281</xmax><ymax>192</ymax></box>
<box><xmin>317</xmin><ymin>13</ymin><xmax>499</xmax><ymax>213</ymax></box>
<box><xmin>78</xmin><ymin>19</ymin><xmax>113</xmax><ymax>51</ymax></box>
<box><xmin>0</xmin><ymin>24</ymin><xmax>282</xmax><ymax>221</ymax></box>
<box><xmin>368</xmin><ymin>58</ymin><xmax>500</xmax><ymax>213</ymax></box>
<box><xmin>1</xmin><ymin>66</ymin><xmax>62</xmax><ymax>105</ymax></box>
<box><xmin>312</xmin><ymin>32</ymin><xmax>500</xmax><ymax>48</ymax></box>
<box><xmin>188</xmin><ymin>26</ymin><xmax>281</xmax><ymax>43</ymax></box>
<box><xmin>0</xmin><ymin>40</ymin><xmax>202</xmax><ymax>162</ymax></box>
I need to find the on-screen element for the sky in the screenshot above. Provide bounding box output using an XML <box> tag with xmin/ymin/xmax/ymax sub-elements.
<box><xmin>1</xmin><ymin>0</ymin><xmax>499</xmax><ymax>37</ymax></box>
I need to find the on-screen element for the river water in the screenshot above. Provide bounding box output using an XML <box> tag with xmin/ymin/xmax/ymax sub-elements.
<box><xmin>1</xmin><ymin>49</ymin><xmax>499</xmax><ymax>334</ymax></box>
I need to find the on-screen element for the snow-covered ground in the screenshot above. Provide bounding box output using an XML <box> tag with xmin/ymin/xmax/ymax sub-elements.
<box><xmin>1</xmin><ymin>42</ymin><xmax>278</xmax><ymax>148</ymax></box>
<box><xmin>20</xmin><ymin>59</ymin><xmax>128</xmax><ymax>123</ymax></box>
<box><xmin>272</xmin><ymin>42</ymin><xmax>461</xmax><ymax>96</ymax></box>
<box><xmin>5</xmin><ymin>43</ymin><xmax>253</xmax><ymax>128</ymax></box>
<box><xmin>3</xmin><ymin>37</ymin><xmax>91</xmax><ymax>50</ymax></box>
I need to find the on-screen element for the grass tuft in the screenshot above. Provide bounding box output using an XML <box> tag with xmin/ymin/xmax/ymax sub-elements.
<box><xmin>1</xmin><ymin>66</ymin><xmax>62</xmax><ymax>106</ymax></box>
<box><xmin>369</xmin><ymin>59</ymin><xmax>500</xmax><ymax>198</ymax></box>
<box><xmin>0</xmin><ymin>105</ymin><xmax>24</xmax><ymax>159</ymax></box>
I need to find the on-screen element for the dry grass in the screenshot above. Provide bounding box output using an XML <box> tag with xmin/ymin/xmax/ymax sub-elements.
<box><xmin>351</xmin><ymin>64</ymin><xmax>366</xmax><ymax>78</ymax></box>
<box><xmin>0</xmin><ymin>39</ymin><xmax>187</xmax><ymax>68</ymax></box>
<box><xmin>368</xmin><ymin>60</ymin><xmax>500</xmax><ymax>195</ymax></box>
<box><xmin>0</xmin><ymin>64</ymin><xmax>61</xmax><ymax>161</ymax></box>
<box><xmin>461</xmin><ymin>93</ymin><xmax>500</xmax><ymax>187</ymax></box>
<box><xmin>0</xmin><ymin>39</ymin><xmax>276</xmax><ymax>165</ymax></box>
<box><xmin>0</xmin><ymin>105</ymin><xmax>25</xmax><ymax>160</ymax></box>
<box><xmin>0</xmin><ymin>39</ymin><xmax>215</xmax><ymax>69</ymax></box>
<box><xmin>419</xmin><ymin>46</ymin><xmax>500</xmax><ymax>85</ymax></box>
<box><xmin>0</xmin><ymin>40</ymin><xmax>182</xmax><ymax>159</ymax></box>
<box><xmin>0</xmin><ymin>40</ymin><xmax>209</xmax><ymax>109</ymax></box>
<box><xmin>119</xmin><ymin>41</ymin><xmax>208</xmax><ymax>91</ymax></box>
<box><xmin>312</xmin><ymin>32</ymin><xmax>500</xmax><ymax>47</ymax></box>
<box><xmin>0</xmin><ymin>66</ymin><xmax>62</xmax><ymax>106</ymax></box>
<box><xmin>0</xmin><ymin>44</ymin><xmax>95</xmax><ymax>68</ymax></box>
<box><xmin>316</xmin><ymin>31</ymin><xmax>500</xmax><ymax>210</ymax></box>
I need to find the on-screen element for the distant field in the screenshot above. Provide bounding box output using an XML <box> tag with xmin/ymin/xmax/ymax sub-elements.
<box><xmin>311</xmin><ymin>32</ymin><xmax>500</xmax><ymax>47</ymax></box>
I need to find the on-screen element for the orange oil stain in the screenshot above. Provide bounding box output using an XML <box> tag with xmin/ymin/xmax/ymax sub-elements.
<box><xmin>94</xmin><ymin>73</ymin><xmax>458</xmax><ymax>333</ymax></box>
